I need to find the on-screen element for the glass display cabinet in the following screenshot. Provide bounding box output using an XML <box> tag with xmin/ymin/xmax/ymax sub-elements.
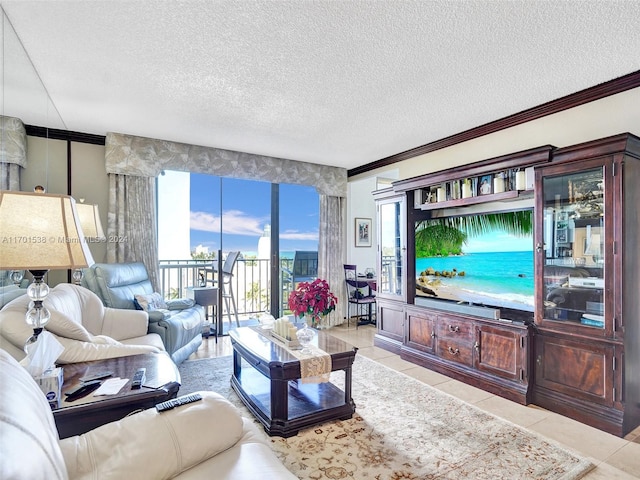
<box><xmin>532</xmin><ymin>134</ymin><xmax>640</xmax><ymax>437</ymax></box>
<box><xmin>376</xmin><ymin>192</ymin><xmax>405</xmax><ymax>301</ymax></box>
<box><xmin>537</xmin><ymin>164</ymin><xmax>606</xmax><ymax>331</ymax></box>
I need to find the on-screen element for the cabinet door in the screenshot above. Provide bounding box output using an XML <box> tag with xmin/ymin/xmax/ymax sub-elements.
<box><xmin>474</xmin><ymin>324</ymin><xmax>527</xmax><ymax>383</ymax></box>
<box><xmin>535</xmin><ymin>157</ymin><xmax>612</xmax><ymax>336</ymax></box>
<box><xmin>534</xmin><ymin>333</ymin><xmax>614</xmax><ymax>408</ymax></box>
<box><xmin>377</xmin><ymin>299</ymin><xmax>404</xmax><ymax>342</ymax></box>
<box><xmin>376</xmin><ymin>195</ymin><xmax>405</xmax><ymax>301</ymax></box>
<box><xmin>405</xmin><ymin>308</ymin><xmax>436</xmax><ymax>353</ymax></box>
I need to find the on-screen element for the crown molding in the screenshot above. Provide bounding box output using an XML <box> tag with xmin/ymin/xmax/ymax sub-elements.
<box><xmin>348</xmin><ymin>70</ymin><xmax>640</xmax><ymax>177</ymax></box>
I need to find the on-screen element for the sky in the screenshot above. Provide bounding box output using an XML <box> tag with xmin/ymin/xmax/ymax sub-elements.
<box><xmin>188</xmin><ymin>173</ymin><xmax>319</xmax><ymax>255</ymax></box>
<box><xmin>464</xmin><ymin>230</ymin><xmax>533</xmax><ymax>253</ymax></box>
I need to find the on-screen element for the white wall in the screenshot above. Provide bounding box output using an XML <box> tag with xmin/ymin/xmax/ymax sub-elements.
<box><xmin>71</xmin><ymin>142</ymin><xmax>108</xmax><ymax>264</ymax></box>
<box><xmin>346</xmin><ymin>171</ymin><xmax>399</xmax><ymax>273</ymax></box>
<box><xmin>157</xmin><ymin>170</ymin><xmax>191</xmax><ymax>260</ymax></box>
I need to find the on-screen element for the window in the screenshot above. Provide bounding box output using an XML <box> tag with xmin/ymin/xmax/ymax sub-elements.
<box><xmin>157</xmin><ymin>172</ymin><xmax>318</xmax><ymax>317</ymax></box>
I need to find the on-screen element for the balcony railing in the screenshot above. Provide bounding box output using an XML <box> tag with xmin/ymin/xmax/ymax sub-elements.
<box><xmin>159</xmin><ymin>257</ymin><xmax>295</xmax><ymax>319</ymax></box>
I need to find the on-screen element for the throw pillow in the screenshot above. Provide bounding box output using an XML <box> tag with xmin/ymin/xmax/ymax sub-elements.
<box><xmin>133</xmin><ymin>292</ymin><xmax>168</xmax><ymax>312</ymax></box>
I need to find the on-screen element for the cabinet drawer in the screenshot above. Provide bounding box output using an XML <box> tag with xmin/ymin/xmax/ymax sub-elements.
<box><xmin>437</xmin><ymin>318</ymin><xmax>474</xmax><ymax>342</ymax></box>
<box><xmin>436</xmin><ymin>339</ymin><xmax>473</xmax><ymax>367</ymax></box>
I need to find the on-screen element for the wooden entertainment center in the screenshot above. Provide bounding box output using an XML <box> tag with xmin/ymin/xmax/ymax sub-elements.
<box><xmin>373</xmin><ymin>133</ymin><xmax>640</xmax><ymax>437</ymax></box>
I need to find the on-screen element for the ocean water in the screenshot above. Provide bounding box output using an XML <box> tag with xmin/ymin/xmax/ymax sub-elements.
<box><xmin>240</xmin><ymin>251</ymin><xmax>295</xmax><ymax>259</ymax></box>
<box><xmin>416</xmin><ymin>251</ymin><xmax>534</xmax><ymax>310</ymax></box>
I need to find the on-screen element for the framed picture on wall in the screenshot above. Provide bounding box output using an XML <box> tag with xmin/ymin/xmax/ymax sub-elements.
<box><xmin>355</xmin><ymin>217</ymin><xmax>372</xmax><ymax>247</ymax></box>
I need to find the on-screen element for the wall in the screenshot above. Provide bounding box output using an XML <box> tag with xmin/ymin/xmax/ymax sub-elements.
<box><xmin>347</xmin><ymin>176</ymin><xmax>377</xmax><ymax>272</ymax></box>
<box><xmin>157</xmin><ymin>170</ymin><xmax>191</xmax><ymax>260</ymax></box>
<box><xmin>70</xmin><ymin>142</ymin><xmax>109</xmax><ymax>264</ymax></box>
<box><xmin>346</xmin><ymin>171</ymin><xmax>400</xmax><ymax>273</ymax></box>
<box><xmin>20</xmin><ymin>136</ymin><xmax>108</xmax><ymax>286</ymax></box>
<box><xmin>20</xmin><ymin>136</ymin><xmax>68</xmax><ymax>287</ymax></box>
<box><xmin>347</xmin><ymin>87</ymin><xmax>640</xmax><ymax>265</ymax></box>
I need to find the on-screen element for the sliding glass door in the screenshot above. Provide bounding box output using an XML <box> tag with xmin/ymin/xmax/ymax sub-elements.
<box><xmin>157</xmin><ymin>172</ymin><xmax>318</xmax><ymax>318</ymax></box>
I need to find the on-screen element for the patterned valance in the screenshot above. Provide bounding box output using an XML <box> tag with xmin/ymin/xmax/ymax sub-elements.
<box><xmin>105</xmin><ymin>132</ymin><xmax>347</xmax><ymax>197</ymax></box>
<box><xmin>0</xmin><ymin>116</ymin><xmax>27</xmax><ymax>167</ymax></box>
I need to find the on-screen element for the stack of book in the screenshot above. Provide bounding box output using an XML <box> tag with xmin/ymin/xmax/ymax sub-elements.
<box><xmin>580</xmin><ymin>313</ymin><xmax>604</xmax><ymax>328</ymax></box>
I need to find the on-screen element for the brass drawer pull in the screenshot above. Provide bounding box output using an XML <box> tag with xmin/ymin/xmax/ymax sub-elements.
<box><xmin>431</xmin><ymin>331</ymin><xmax>436</xmax><ymax>338</ymax></box>
<box><xmin>448</xmin><ymin>325</ymin><xmax>460</xmax><ymax>333</ymax></box>
<box><xmin>448</xmin><ymin>346</ymin><xmax>460</xmax><ymax>355</ymax></box>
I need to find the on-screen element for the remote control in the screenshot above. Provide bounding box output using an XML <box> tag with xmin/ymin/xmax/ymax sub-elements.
<box><xmin>65</xmin><ymin>380</ymin><xmax>102</xmax><ymax>401</ymax></box>
<box><xmin>155</xmin><ymin>393</ymin><xmax>203</xmax><ymax>412</ymax></box>
<box><xmin>79</xmin><ymin>371</ymin><xmax>113</xmax><ymax>383</ymax></box>
<box><xmin>131</xmin><ymin>368</ymin><xmax>146</xmax><ymax>389</ymax></box>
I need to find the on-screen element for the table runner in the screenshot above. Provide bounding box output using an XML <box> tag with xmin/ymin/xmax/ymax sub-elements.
<box><xmin>253</xmin><ymin>326</ymin><xmax>332</xmax><ymax>383</ymax></box>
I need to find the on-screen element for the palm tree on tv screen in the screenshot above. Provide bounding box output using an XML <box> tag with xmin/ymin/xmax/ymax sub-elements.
<box><xmin>415</xmin><ymin>211</ymin><xmax>533</xmax><ymax>257</ymax></box>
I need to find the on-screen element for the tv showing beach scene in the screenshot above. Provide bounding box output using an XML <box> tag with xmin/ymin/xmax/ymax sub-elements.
<box><xmin>415</xmin><ymin>209</ymin><xmax>534</xmax><ymax>314</ymax></box>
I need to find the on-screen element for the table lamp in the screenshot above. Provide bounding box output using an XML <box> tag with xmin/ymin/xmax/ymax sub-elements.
<box><xmin>73</xmin><ymin>200</ymin><xmax>105</xmax><ymax>283</ymax></box>
<box><xmin>76</xmin><ymin>201</ymin><xmax>106</xmax><ymax>241</ymax></box>
<box><xmin>0</xmin><ymin>189</ymin><xmax>95</xmax><ymax>352</ymax></box>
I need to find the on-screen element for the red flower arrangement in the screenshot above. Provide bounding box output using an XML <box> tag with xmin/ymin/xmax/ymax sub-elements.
<box><xmin>288</xmin><ymin>278</ymin><xmax>338</xmax><ymax>327</ymax></box>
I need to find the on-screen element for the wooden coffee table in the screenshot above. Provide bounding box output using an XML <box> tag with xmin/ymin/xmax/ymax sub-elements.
<box><xmin>229</xmin><ymin>326</ymin><xmax>358</xmax><ymax>437</ymax></box>
<box><xmin>53</xmin><ymin>352</ymin><xmax>180</xmax><ymax>438</ymax></box>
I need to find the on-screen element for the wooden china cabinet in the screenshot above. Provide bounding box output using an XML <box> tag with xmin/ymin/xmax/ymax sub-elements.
<box><xmin>374</xmin><ymin>189</ymin><xmax>406</xmax><ymax>353</ymax></box>
<box><xmin>372</xmin><ymin>133</ymin><xmax>640</xmax><ymax>436</ymax></box>
<box><xmin>532</xmin><ymin>133</ymin><xmax>640</xmax><ymax>437</ymax></box>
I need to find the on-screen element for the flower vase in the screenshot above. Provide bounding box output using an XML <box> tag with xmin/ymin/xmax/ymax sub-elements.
<box><xmin>296</xmin><ymin>316</ymin><xmax>316</xmax><ymax>354</ymax></box>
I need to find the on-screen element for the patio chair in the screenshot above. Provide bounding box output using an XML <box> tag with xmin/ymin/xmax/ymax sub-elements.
<box><xmin>200</xmin><ymin>252</ymin><xmax>241</xmax><ymax>329</ymax></box>
<box><xmin>343</xmin><ymin>264</ymin><xmax>376</xmax><ymax>328</ymax></box>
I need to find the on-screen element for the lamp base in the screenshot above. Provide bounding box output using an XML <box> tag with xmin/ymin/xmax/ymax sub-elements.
<box><xmin>24</xmin><ymin>269</ymin><xmax>51</xmax><ymax>353</ymax></box>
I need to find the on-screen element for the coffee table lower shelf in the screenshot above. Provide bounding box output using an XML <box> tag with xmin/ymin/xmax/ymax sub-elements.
<box><xmin>231</xmin><ymin>366</ymin><xmax>355</xmax><ymax>438</ymax></box>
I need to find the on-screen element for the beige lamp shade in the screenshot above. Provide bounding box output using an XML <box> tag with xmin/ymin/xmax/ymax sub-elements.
<box><xmin>76</xmin><ymin>202</ymin><xmax>106</xmax><ymax>240</ymax></box>
<box><xmin>0</xmin><ymin>191</ymin><xmax>95</xmax><ymax>270</ymax></box>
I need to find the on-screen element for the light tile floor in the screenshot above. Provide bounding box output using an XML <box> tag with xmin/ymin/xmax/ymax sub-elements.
<box><xmin>189</xmin><ymin>323</ymin><xmax>640</xmax><ymax>479</ymax></box>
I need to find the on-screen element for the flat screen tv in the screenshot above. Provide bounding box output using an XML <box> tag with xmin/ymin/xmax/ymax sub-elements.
<box><xmin>414</xmin><ymin>209</ymin><xmax>534</xmax><ymax>322</ymax></box>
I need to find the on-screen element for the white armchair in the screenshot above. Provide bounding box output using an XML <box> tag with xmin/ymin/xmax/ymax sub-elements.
<box><xmin>0</xmin><ymin>283</ymin><xmax>164</xmax><ymax>363</ymax></box>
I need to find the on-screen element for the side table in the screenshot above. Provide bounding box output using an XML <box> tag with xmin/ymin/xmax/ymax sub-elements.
<box><xmin>186</xmin><ymin>286</ymin><xmax>219</xmax><ymax>340</ymax></box>
<box><xmin>53</xmin><ymin>352</ymin><xmax>180</xmax><ymax>438</ymax></box>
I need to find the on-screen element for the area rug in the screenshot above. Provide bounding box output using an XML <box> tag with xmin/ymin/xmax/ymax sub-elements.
<box><xmin>178</xmin><ymin>355</ymin><xmax>593</xmax><ymax>480</ymax></box>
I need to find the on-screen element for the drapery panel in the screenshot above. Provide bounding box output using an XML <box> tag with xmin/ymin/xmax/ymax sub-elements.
<box><xmin>107</xmin><ymin>174</ymin><xmax>160</xmax><ymax>291</ymax></box>
<box><xmin>0</xmin><ymin>116</ymin><xmax>27</xmax><ymax>168</ymax></box>
<box><xmin>318</xmin><ymin>194</ymin><xmax>347</xmax><ymax>327</ymax></box>
<box><xmin>0</xmin><ymin>116</ymin><xmax>26</xmax><ymax>191</ymax></box>
<box><xmin>0</xmin><ymin>163</ymin><xmax>20</xmax><ymax>191</ymax></box>
<box><xmin>104</xmin><ymin>132</ymin><xmax>347</xmax><ymax>198</ymax></box>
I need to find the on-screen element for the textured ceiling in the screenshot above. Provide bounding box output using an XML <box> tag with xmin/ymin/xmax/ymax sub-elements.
<box><xmin>2</xmin><ymin>1</ymin><xmax>640</xmax><ymax>170</ymax></box>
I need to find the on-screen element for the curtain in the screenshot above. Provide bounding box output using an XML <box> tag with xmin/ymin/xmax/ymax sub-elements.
<box><xmin>0</xmin><ymin>116</ymin><xmax>26</xmax><ymax>191</ymax></box>
<box><xmin>104</xmin><ymin>132</ymin><xmax>348</xmax><ymax>301</ymax></box>
<box><xmin>107</xmin><ymin>174</ymin><xmax>160</xmax><ymax>291</ymax></box>
<box><xmin>104</xmin><ymin>132</ymin><xmax>347</xmax><ymax>198</ymax></box>
<box><xmin>318</xmin><ymin>194</ymin><xmax>346</xmax><ymax>327</ymax></box>
<box><xmin>0</xmin><ymin>163</ymin><xmax>20</xmax><ymax>190</ymax></box>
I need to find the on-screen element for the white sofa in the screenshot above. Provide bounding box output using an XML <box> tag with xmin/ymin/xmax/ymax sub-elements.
<box><xmin>0</xmin><ymin>348</ymin><xmax>297</xmax><ymax>480</ymax></box>
<box><xmin>0</xmin><ymin>283</ymin><xmax>164</xmax><ymax>363</ymax></box>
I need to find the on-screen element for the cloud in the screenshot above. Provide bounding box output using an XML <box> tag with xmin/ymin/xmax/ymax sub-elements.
<box><xmin>191</xmin><ymin>210</ymin><xmax>318</xmax><ymax>242</ymax></box>
<box><xmin>280</xmin><ymin>229</ymin><xmax>318</xmax><ymax>241</ymax></box>
<box><xmin>190</xmin><ymin>209</ymin><xmax>264</xmax><ymax>236</ymax></box>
